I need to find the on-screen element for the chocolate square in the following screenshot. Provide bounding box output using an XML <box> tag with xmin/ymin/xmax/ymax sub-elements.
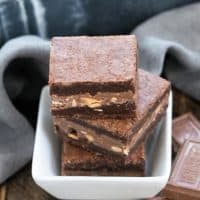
<box><xmin>173</xmin><ymin>113</ymin><xmax>200</xmax><ymax>151</ymax></box>
<box><xmin>162</xmin><ymin>140</ymin><xmax>200</xmax><ymax>200</ymax></box>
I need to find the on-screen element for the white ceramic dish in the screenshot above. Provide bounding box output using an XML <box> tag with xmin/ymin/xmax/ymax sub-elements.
<box><xmin>32</xmin><ymin>86</ymin><xmax>172</xmax><ymax>200</ymax></box>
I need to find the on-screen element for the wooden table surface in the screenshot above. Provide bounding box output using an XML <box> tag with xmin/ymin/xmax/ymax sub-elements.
<box><xmin>1</xmin><ymin>88</ymin><xmax>200</xmax><ymax>200</ymax></box>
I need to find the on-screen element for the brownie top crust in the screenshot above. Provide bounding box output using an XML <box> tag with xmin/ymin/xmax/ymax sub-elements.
<box><xmin>49</xmin><ymin>35</ymin><xmax>137</xmax><ymax>85</ymax></box>
<box><xmin>68</xmin><ymin>69</ymin><xmax>170</xmax><ymax>139</ymax></box>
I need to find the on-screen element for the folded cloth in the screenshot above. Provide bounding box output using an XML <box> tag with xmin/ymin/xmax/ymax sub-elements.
<box><xmin>133</xmin><ymin>3</ymin><xmax>200</xmax><ymax>101</ymax></box>
<box><xmin>0</xmin><ymin>36</ymin><xmax>49</xmax><ymax>183</ymax></box>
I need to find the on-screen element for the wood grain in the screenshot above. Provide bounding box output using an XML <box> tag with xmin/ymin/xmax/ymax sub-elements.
<box><xmin>0</xmin><ymin>184</ymin><xmax>6</xmax><ymax>200</ymax></box>
<box><xmin>173</xmin><ymin>88</ymin><xmax>200</xmax><ymax>119</ymax></box>
<box><xmin>5</xmin><ymin>164</ymin><xmax>55</xmax><ymax>200</ymax></box>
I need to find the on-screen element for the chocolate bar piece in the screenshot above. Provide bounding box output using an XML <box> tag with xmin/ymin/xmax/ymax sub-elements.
<box><xmin>61</xmin><ymin>142</ymin><xmax>145</xmax><ymax>171</ymax></box>
<box><xmin>61</xmin><ymin>143</ymin><xmax>144</xmax><ymax>177</ymax></box>
<box><xmin>49</xmin><ymin>35</ymin><xmax>138</xmax><ymax>119</ymax></box>
<box><xmin>162</xmin><ymin>140</ymin><xmax>200</xmax><ymax>200</ymax></box>
<box><xmin>173</xmin><ymin>113</ymin><xmax>200</xmax><ymax>151</ymax></box>
<box><xmin>54</xmin><ymin>69</ymin><xmax>170</xmax><ymax>157</ymax></box>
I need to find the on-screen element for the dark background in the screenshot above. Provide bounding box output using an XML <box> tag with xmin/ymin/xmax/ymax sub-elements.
<box><xmin>0</xmin><ymin>0</ymin><xmax>198</xmax><ymax>45</ymax></box>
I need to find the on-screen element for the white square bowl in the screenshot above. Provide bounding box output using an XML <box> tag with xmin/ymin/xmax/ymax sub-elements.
<box><xmin>32</xmin><ymin>86</ymin><xmax>172</xmax><ymax>200</ymax></box>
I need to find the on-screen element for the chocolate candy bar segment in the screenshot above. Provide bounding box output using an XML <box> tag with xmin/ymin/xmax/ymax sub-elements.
<box><xmin>54</xmin><ymin>69</ymin><xmax>170</xmax><ymax>157</ymax></box>
<box><xmin>162</xmin><ymin>140</ymin><xmax>200</xmax><ymax>200</ymax></box>
<box><xmin>61</xmin><ymin>142</ymin><xmax>145</xmax><ymax>171</ymax></box>
<box><xmin>49</xmin><ymin>35</ymin><xmax>138</xmax><ymax>119</ymax></box>
<box><xmin>173</xmin><ymin>112</ymin><xmax>200</xmax><ymax>151</ymax></box>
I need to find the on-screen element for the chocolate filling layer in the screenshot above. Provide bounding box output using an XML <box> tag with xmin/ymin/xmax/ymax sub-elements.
<box><xmin>50</xmin><ymin>80</ymin><xmax>135</xmax><ymax>96</ymax></box>
<box><xmin>52</xmin><ymin>102</ymin><xmax>136</xmax><ymax>119</ymax></box>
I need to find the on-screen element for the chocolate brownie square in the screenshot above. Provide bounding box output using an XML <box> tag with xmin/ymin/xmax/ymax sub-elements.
<box><xmin>49</xmin><ymin>35</ymin><xmax>138</xmax><ymax>119</ymax></box>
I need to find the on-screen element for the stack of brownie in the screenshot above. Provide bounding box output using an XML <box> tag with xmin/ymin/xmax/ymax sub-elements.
<box><xmin>48</xmin><ymin>35</ymin><xmax>170</xmax><ymax>176</ymax></box>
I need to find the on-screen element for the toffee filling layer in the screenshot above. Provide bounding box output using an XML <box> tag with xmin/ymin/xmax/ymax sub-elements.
<box><xmin>51</xmin><ymin>91</ymin><xmax>135</xmax><ymax>109</ymax></box>
<box><xmin>51</xmin><ymin>91</ymin><xmax>137</xmax><ymax>118</ymax></box>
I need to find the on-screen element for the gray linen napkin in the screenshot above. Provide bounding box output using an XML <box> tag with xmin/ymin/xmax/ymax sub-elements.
<box><xmin>133</xmin><ymin>3</ymin><xmax>200</xmax><ymax>101</ymax></box>
<box><xmin>0</xmin><ymin>36</ymin><xmax>49</xmax><ymax>183</ymax></box>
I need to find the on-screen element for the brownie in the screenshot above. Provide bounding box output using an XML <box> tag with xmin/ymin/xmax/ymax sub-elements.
<box><xmin>49</xmin><ymin>35</ymin><xmax>138</xmax><ymax>119</ymax></box>
<box><xmin>61</xmin><ymin>142</ymin><xmax>145</xmax><ymax>170</ymax></box>
<box><xmin>54</xmin><ymin>69</ymin><xmax>170</xmax><ymax>157</ymax></box>
<box><xmin>162</xmin><ymin>140</ymin><xmax>200</xmax><ymax>200</ymax></box>
<box><xmin>61</xmin><ymin>142</ymin><xmax>144</xmax><ymax>177</ymax></box>
<box><xmin>173</xmin><ymin>113</ymin><xmax>200</xmax><ymax>152</ymax></box>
